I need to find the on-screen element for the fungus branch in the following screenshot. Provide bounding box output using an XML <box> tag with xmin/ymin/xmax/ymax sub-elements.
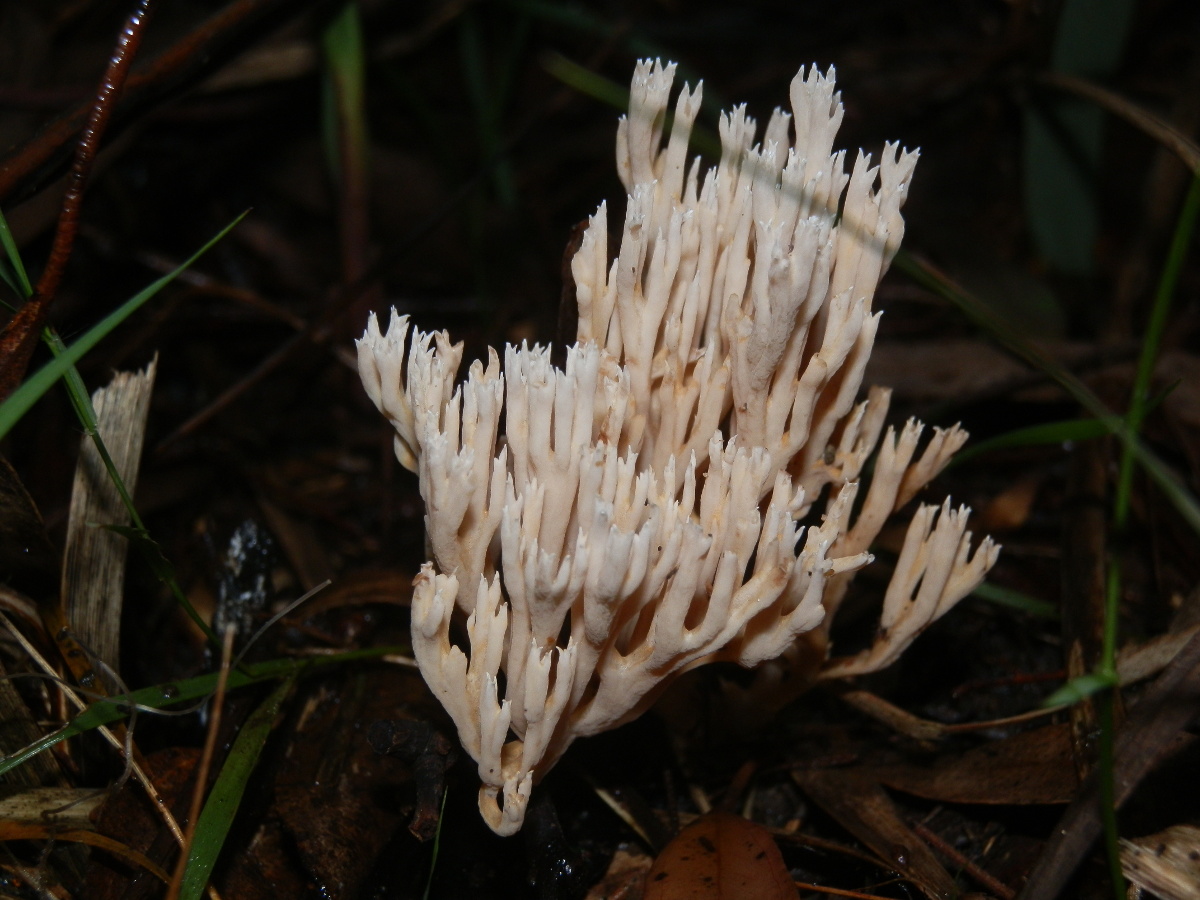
<box><xmin>357</xmin><ymin>60</ymin><xmax>999</xmax><ymax>836</ymax></box>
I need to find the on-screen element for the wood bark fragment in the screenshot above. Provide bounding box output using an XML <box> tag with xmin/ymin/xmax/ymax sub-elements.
<box><xmin>1120</xmin><ymin>824</ymin><xmax>1200</xmax><ymax>900</ymax></box>
<box><xmin>60</xmin><ymin>358</ymin><xmax>157</xmax><ymax>678</ymax></box>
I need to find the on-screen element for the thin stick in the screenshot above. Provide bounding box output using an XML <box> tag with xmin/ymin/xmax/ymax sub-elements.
<box><xmin>1039</xmin><ymin>72</ymin><xmax>1200</xmax><ymax>175</ymax></box>
<box><xmin>0</xmin><ymin>611</ymin><xmax>186</xmax><ymax>846</ymax></box>
<box><xmin>169</xmin><ymin>626</ymin><xmax>236</xmax><ymax>900</ymax></box>
<box><xmin>910</xmin><ymin>819</ymin><xmax>1016</xmax><ymax>900</ymax></box>
<box><xmin>794</xmin><ymin>883</ymin><xmax>899</xmax><ymax>899</ymax></box>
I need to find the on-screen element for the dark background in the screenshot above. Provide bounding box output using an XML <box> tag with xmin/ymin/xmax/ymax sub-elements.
<box><xmin>1</xmin><ymin>1</ymin><xmax>1198</xmax><ymax>897</ymax></box>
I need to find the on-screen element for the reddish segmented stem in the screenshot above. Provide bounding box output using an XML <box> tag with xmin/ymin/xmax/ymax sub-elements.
<box><xmin>0</xmin><ymin>0</ymin><xmax>156</xmax><ymax>402</ymax></box>
<box><xmin>36</xmin><ymin>0</ymin><xmax>156</xmax><ymax>304</ymax></box>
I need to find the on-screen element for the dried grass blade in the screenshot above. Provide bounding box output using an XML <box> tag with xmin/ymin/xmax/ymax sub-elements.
<box><xmin>0</xmin><ymin>821</ymin><xmax>170</xmax><ymax>883</ymax></box>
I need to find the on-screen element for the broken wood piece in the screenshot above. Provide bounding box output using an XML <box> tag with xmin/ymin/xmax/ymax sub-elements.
<box><xmin>59</xmin><ymin>357</ymin><xmax>157</xmax><ymax>679</ymax></box>
<box><xmin>0</xmin><ymin>785</ymin><xmax>103</xmax><ymax>828</ymax></box>
<box><xmin>1120</xmin><ymin>824</ymin><xmax>1200</xmax><ymax>900</ymax></box>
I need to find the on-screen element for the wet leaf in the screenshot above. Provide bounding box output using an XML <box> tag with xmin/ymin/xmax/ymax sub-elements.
<box><xmin>874</xmin><ymin>723</ymin><xmax>1079</xmax><ymax>806</ymax></box>
<box><xmin>643</xmin><ymin>812</ymin><xmax>797</xmax><ymax>900</ymax></box>
<box><xmin>82</xmin><ymin>747</ymin><xmax>200</xmax><ymax>899</ymax></box>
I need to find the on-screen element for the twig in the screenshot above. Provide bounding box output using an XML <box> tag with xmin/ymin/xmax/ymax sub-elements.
<box><xmin>910</xmin><ymin>819</ymin><xmax>1016</xmax><ymax>900</ymax></box>
<box><xmin>1038</xmin><ymin>72</ymin><xmax>1200</xmax><ymax>175</ymax></box>
<box><xmin>168</xmin><ymin>626</ymin><xmax>235</xmax><ymax>900</ymax></box>
<box><xmin>0</xmin><ymin>0</ymin><xmax>316</xmax><ymax>204</ymax></box>
<box><xmin>794</xmin><ymin>884</ymin><xmax>900</xmax><ymax>900</ymax></box>
<box><xmin>0</xmin><ymin>0</ymin><xmax>156</xmax><ymax>403</ymax></box>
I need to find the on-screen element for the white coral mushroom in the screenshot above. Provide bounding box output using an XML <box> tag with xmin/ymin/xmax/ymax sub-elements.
<box><xmin>357</xmin><ymin>59</ymin><xmax>999</xmax><ymax>836</ymax></box>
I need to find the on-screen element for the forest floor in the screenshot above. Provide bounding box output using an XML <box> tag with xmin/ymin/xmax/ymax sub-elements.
<box><xmin>1</xmin><ymin>1</ymin><xmax>1198</xmax><ymax>898</ymax></box>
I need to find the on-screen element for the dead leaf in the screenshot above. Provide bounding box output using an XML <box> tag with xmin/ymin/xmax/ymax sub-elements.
<box><xmin>864</xmin><ymin>339</ymin><xmax>1027</xmax><ymax>402</ymax></box>
<box><xmin>585</xmin><ymin>846</ymin><xmax>653</xmax><ymax>900</ymax></box>
<box><xmin>977</xmin><ymin>475</ymin><xmax>1041</xmax><ymax>533</ymax></box>
<box><xmin>874</xmin><ymin>723</ymin><xmax>1079</xmax><ymax>806</ymax></box>
<box><xmin>81</xmin><ymin>747</ymin><xmax>199</xmax><ymax>899</ymax></box>
<box><xmin>793</xmin><ymin>768</ymin><xmax>958</xmax><ymax>900</ymax></box>
<box><xmin>643</xmin><ymin>811</ymin><xmax>798</xmax><ymax>900</ymax></box>
<box><xmin>1117</xmin><ymin>625</ymin><xmax>1200</xmax><ymax>685</ymax></box>
<box><xmin>0</xmin><ymin>786</ymin><xmax>103</xmax><ymax>827</ymax></box>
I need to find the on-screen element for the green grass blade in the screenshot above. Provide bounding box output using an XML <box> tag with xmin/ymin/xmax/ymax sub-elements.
<box><xmin>0</xmin><ymin>208</ymin><xmax>34</xmax><ymax>298</ymax></box>
<box><xmin>178</xmin><ymin>673</ymin><xmax>297</xmax><ymax>900</ymax></box>
<box><xmin>0</xmin><ymin>206</ymin><xmax>220</xmax><ymax>643</ymax></box>
<box><xmin>423</xmin><ymin>787</ymin><xmax>449</xmax><ymax>900</ymax></box>
<box><xmin>321</xmin><ymin>2</ymin><xmax>368</xmax><ymax>185</ymax></box>
<box><xmin>1094</xmin><ymin>171</ymin><xmax>1199</xmax><ymax>899</ymax></box>
<box><xmin>971</xmin><ymin>582</ymin><xmax>1060</xmax><ymax>619</ymax></box>
<box><xmin>953</xmin><ymin>418</ymin><xmax>1112</xmax><ymax>465</ymax></box>
<box><xmin>0</xmin><ymin>646</ymin><xmax>401</xmax><ymax>778</ymax></box>
<box><xmin>104</xmin><ymin>519</ymin><xmax>218</xmax><ymax>647</ymax></box>
<box><xmin>894</xmin><ymin>250</ymin><xmax>1200</xmax><ymax>537</ymax></box>
<box><xmin>540</xmin><ymin>51</ymin><xmax>629</xmax><ymax>112</ymax></box>
<box><xmin>1022</xmin><ymin>0</ymin><xmax>1136</xmax><ymax>275</ymax></box>
<box><xmin>512</xmin><ymin>1</ymin><xmax>710</xmax><ymax>102</ymax></box>
<box><xmin>0</xmin><ymin>211</ymin><xmax>246</xmax><ymax>440</ymax></box>
<box><xmin>1114</xmin><ymin>170</ymin><xmax>1200</xmax><ymax>525</ymax></box>
<box><xmin>459</xmin><ymin>10</ymin><xmax>516</xmax><ymax>207</ymax></box>
<box><xmin>1043</xmin><ymin>671</ymin><xmax>1116</xmax><ymax>707</ymax></box>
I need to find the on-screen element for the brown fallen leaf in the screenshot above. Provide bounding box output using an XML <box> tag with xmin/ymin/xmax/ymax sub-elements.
<box><xmin>792</xmin><ymin>768</ymin><xmax>958</xmax><ymax>900</ymax></box>
<box><xmin>295</xmin><ymin>567</ymin><xmax>415</xmax><ymax>617</ymax></box>
<box><xmin>977</xmin><ymin>474</ymin><xmax>1041</xmax><ymax>533</ymax></box>
<box><xmin>873</xmin><ymin>723</ymin><xmax>1079</xmax><ymax>806</ymax></box>
<box><xmin>81</xmin><ymin>746</ymin><xmax>199</xmax><ymax>899</ymax></box>
<box><xmin>643</xmin><ymin>811</ymin><xmax>798</xmax><ymax>900</ymax></box>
